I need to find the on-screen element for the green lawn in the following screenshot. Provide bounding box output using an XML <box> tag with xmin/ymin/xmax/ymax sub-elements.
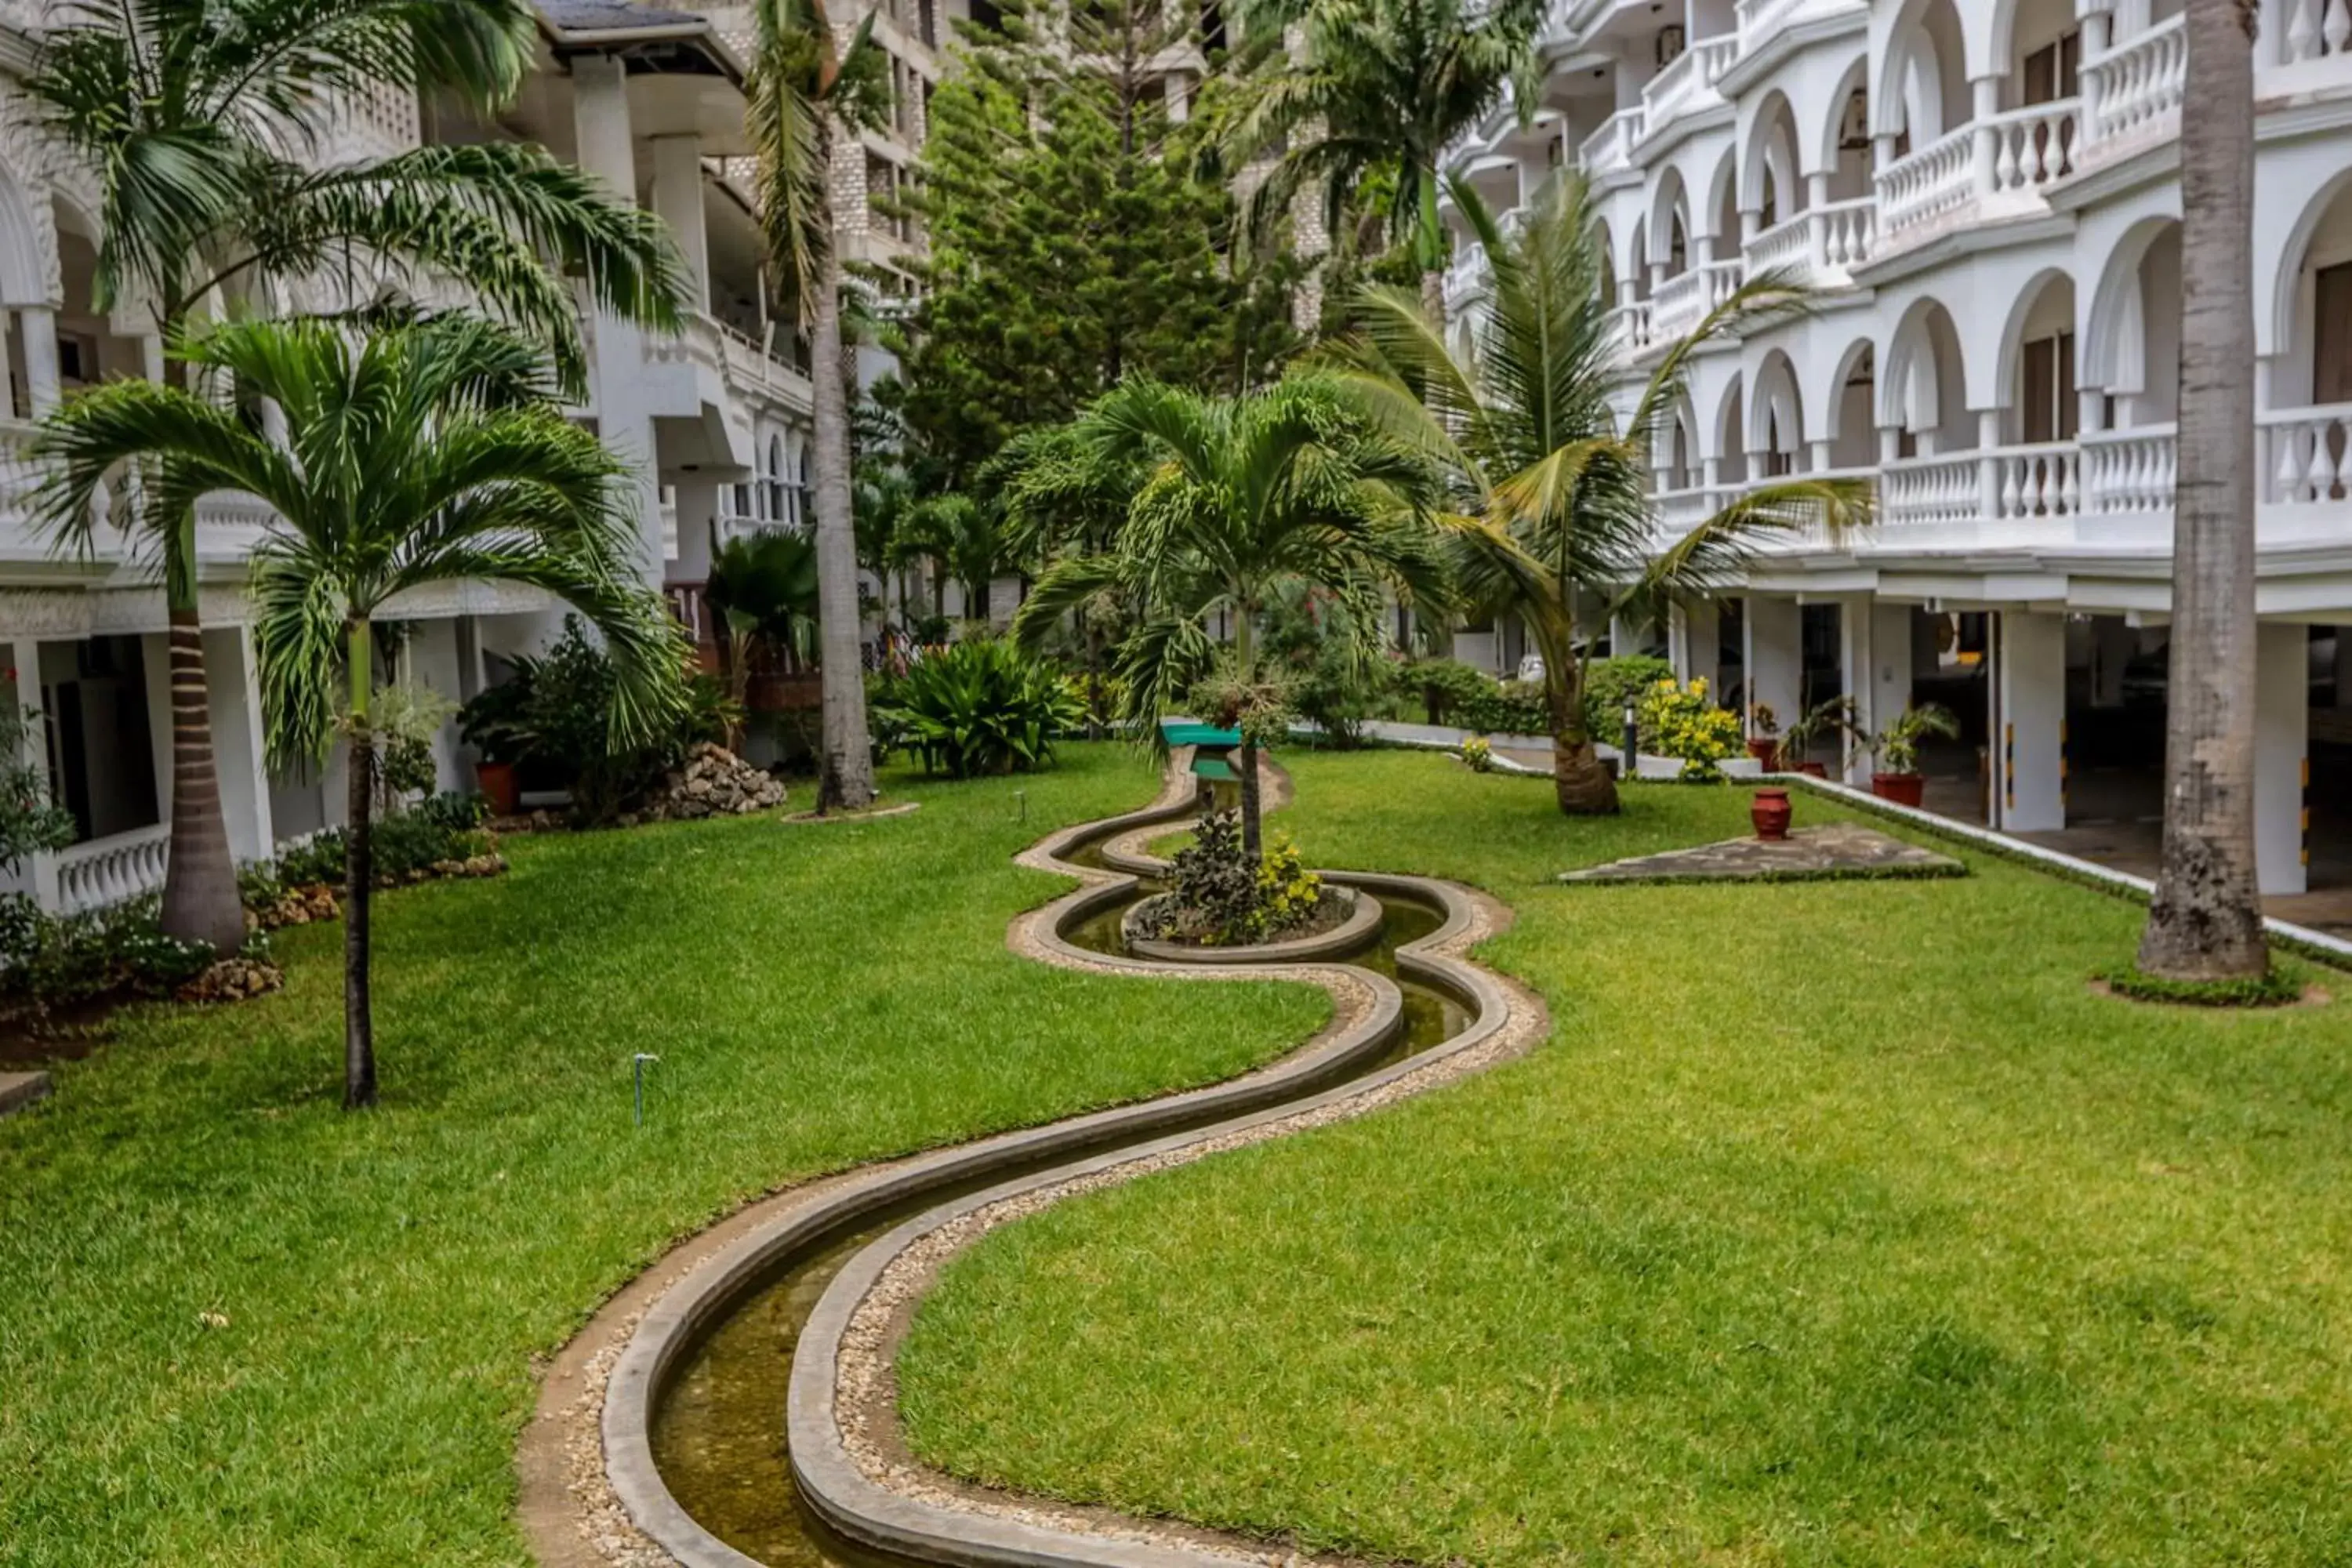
<box><xmin>900</xmin><ymin>748</ymin><xmax>2352</xmax><ymax>1567</ymax></box>
<box><xmin>0</xmin><ymin>746</ymin><xmax>1327</xmax><ymax>1568</ymax></box>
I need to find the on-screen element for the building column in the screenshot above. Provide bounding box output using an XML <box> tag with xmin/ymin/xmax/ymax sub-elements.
<box><xmin>202</xmin><ymin>624</ymin><xmax>273</xmax><ymax>862</ymax></box>
<box><xmin>2255</xmin><ymin>620</ymin><xmax>2310</xmax><ymax>897</ymax></box>
<box><xmin>650</xmin><ymin>135</ymin><xmax>709</xmax><ymax>312</ymax></box>
<box><xmin>2333</xmin><ymin>624</ymin><xmax>2350</xmax><ymax>707</ymax></box>
<box><xmin>1837</xmin><ymin>597</ymin><xmax>1875</xmax><ymax>782</ymax></box>
<box><xmin>1994</xmin><ymin>610</ymin><xmax>2067</xmax><ymax>832</ymax></box>
<box><xmin>571</xmin><ymin>54</ymin><xmax>664</xmax><ymax>585</ymax></box>
<box><xmin>1668</xmin><ymin>598</ymin><xmax>1720</xmax><ymax>688</ymax></box>
<box><xmin>18</xmin><ymin>307</ymin><xmax>60</xmax><ymax>416</ymax></box>
<box><xmin>1743</xmin><ymin>593</ymin><xmax>1802</xmax><ymax>739</ymax></box>
<box><xmin>7</xmin><ymin>636</ymin><xmax>58</xmax><ymax>907</ymax></box>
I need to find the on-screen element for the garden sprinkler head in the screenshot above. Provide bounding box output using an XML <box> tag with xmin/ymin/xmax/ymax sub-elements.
<box><xmin>1017</xmin><ymin>789</ymin><xmax>1027</xmax><ymax>822</ymax></box>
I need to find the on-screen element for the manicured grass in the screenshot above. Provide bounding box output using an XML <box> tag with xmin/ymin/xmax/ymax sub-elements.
<box><xmin>0</xmin><ymin>746</ymin><xmax>1326</xmax><ymax>1568</ymax></box>
<box><xmin>900</xmin><ymin>750</ymin><xmax>2352</xmax><ymax>1566</ymax></box>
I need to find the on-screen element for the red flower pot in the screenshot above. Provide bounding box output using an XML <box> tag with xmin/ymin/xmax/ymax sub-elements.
<box><xmin>1798</xmin><ymin>761</ymin><xmax>1828</xmax><ymax>779</ymax></box>
<box><xmin>1751</xmin><ymin>787</ymin><xmax>1793</xmax><ymax>841</ymax></box>
<box><xmin>1745</xmin><ymin>737</ymin><xmax>1781</xmax><ymax>769</ymax></box>
<box><xmin>1871</xmin><ymin>772</ymin><xmax>1926</xmax><ymax>808</ymax></box>
<box><xmin>475</xmin><ymin>760</ymin><xmax>520</xmax><ymax>816</ymax></box>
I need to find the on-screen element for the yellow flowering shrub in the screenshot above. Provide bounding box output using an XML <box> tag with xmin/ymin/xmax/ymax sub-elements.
<box><xmin>1637</xmin><ymin>677</ymin><xmax>1744</xmax><ymax>781</ymax></box>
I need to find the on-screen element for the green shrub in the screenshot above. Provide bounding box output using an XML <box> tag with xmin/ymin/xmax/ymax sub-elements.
<box><xmin>1408</xmin><ymin>659</ymin><xmax>1550</xmax><ymax>735</ymax></box>
<box><xmin>872</xmin><ymin>639</ymin><xmax>1083</xmax><ymax>779</ymax></box>
<box><xmin>0</xmin><ymin>892</ymin><xmax>216</xmax><ymax>1007</ymax></box>
<box><xmin>1581</xmin><ymin>655</ymin><xmax>1677</xmax><ymax>739</ymax></box>
<box><xmin>1263</xmin><ymin>587</ymin><xmax>1399</xmax><ymax>746</ymax></box>
<box><xmin>1635</xmin><ymin>676</ymin><xmax>1743</xmax><ymax>780</ymax></box>
<box><xmin>1155</xmin><ymin>813</ymin><xmax>1326</xmax><ymax>946</ymax></box>
<box><xmin>252</xmin><ymin>793</ymin><xmax>492</xmax><ymax>897</ymax></box>
<box><xmin>2096</xmin><ymin>963</ymin><xmax>2309</xmax><ymax>1008</ymax></box>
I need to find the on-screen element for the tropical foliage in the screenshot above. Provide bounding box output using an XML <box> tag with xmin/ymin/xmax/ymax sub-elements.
<box><xmin>1635</xmin><ymin>677</ymin><xmax>1743</xmax><ymax>780</ymax></box>
<box><xmin>24</xmin><ymin>0</ymin><xmax>685</xmax><ymax>953</ymax></box>
<box><xmin>873</xmin><ymin>638</ymin><xmax>1084</xmax><ymax>779</ymax></box>
<box><xmin>1327</xmin><ymin>172</ymin><xmax>1870</xmax><ymax>815</ymax></box>
<box><xmin>34</xmin><ymin>315</ymin><xmax>684</xmax><ymax>1109</ymax></box>
<box><xmin>1012</xmin><ymin>376</ymin><xmax>1446</xmax><ymax>858</ymax></box>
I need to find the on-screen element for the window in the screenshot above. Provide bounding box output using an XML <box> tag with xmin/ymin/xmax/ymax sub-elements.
<box><xmin>2022</xmin><ymin>31</ymin><xmax>2081</xmax><ymax>104</ymax></box>
<box><xmin>767</xmin><ymin>437</ymin><xmax>788</xmax><ymax>524</ymax></box>
<box><xmin>1655</xmin><ymin>25</ymin><xmax>1684</xmax><ymax>67</ymax></box>
<box><xmin>2020</xmin><ymin>331</ymin><xmax>2078</xmax><ymax>444</ymax></box>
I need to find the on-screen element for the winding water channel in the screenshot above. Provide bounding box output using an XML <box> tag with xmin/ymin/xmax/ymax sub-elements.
<box><xmin>641</xmin><ymin>811</ymin><xmax>1477</xmax><ymax>1568</ymax></box>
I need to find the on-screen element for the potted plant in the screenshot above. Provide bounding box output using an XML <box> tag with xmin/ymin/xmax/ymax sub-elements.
<box><xmin>457</xmin><ymin>677</ymin><xmax>532</xmax><ymax>816</ymax></box>
<box><xmin>1777</xmin><ymin>696</ymin><xmax>1855</xmax><ymax>779</ymax></box>
<box><xmin>1745</xmin><ymin>702</ymin><xmax>1780</xmax><ymax>768</ymax></box>
<box><xmin>1868</xmin><ymin>702</ymin><xmax>1961</xmax><ymax>807</ymax></box>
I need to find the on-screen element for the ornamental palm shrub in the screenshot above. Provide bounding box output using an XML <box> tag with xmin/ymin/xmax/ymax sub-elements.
<box><xmin>25</xmin><ymin>0</ymin><xmax>685</xmax><ymax>954</ymax></box>
<box><xmin>1327</xmin><ymin>172</ymin><xmax>1870</xmax><ymax>817</ymax></box>
<box><xmin>36</xmin><ymin>315</ymin><xmax>687</xmax><ymax>1109</ymax></box>
<box><xmin>876</xmin><ymin>640</ymin><xmax>1083</xmax><ymax>779</ymax></box>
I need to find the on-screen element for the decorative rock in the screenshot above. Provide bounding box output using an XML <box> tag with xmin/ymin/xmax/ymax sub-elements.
<box><xmin>637</xmin><ymin>743</ymin><xmax>787</xmax><ymax>822</ymax></box>
<box><xmin>176</xmin><ymin>957</ymin><xmax>285</xmax><ymax>1005</ymax></box>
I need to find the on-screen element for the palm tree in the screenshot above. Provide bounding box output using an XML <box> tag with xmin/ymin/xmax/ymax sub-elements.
<box><xmin>2136</xmin><ymin>0</ymin><xmax>2267</xmax><ymax>982</ymax></box>
<box><xmin>1328</xmin><ymin>175</ymin><xmax>1870</xmax><ymax>814</ymax></box>
<box><xmin>26</xmin><ymin>0</ymin><xmax>686</xmax><ymax>953</ymax></box>
<box><xmin>706</xmin><ymin>526</ymin><xmax>822</xmax><ymax>745</ymax></box>
<box><xmin>37</xmin><ymin>316</ymin><xmax>685</xmax><ymax>1109</ymax></box>
<box><xmin>1011</xmin><ymin>377</ymin><xmax>1446</xmax><ymax>858</ymax></box>
<box><xmin>1227</xmin><ymin>0</ymin><xmax>1541</xmax><ymax>318</ymax></box>
<box><xmin>749</xmin><ymin>0</ymin><xmax>886</xmax><ymax>811</ymax></box>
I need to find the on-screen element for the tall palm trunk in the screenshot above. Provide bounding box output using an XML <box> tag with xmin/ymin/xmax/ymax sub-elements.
<box><xmin>343</xmin><ymin>620</ymin><xmax>377</xmax><ymax>1109</ymax></box>
<box><xmin>1548</xmin><ymin>658</ymin><xmax>1618</xmax><ymax>814</ymax></box>
<box><xmin>159</xmin><ymin>592</ymin><xmax>248</xmax><ymax>956</ymax></box>
<box><xmin>2138</xmin><ymin>0</ymin><xmax>2266</xmax><ymax>980</ymax></box>
<box><xmin>810</xmin><ymin>136</ymin><xmax>876</xmax><ymax>812</ymax></box>
<box><xmin>1234</xmin><ymin>608</ymin><xmax>1263</xmax><ymax>861</ymax></box>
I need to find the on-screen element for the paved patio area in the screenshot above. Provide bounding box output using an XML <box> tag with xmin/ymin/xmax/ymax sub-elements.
<box><xmin>1559</xmin><ymin>824</ymin><xmax>1965</xmax><ymax>884</ymax></box>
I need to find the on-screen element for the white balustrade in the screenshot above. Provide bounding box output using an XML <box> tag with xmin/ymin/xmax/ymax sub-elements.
<box><xmin>1653</xmin><ymin>485</ymin><xmax>1724</xmax><ymax>532</ymax></box>
<box><xmin>2082</xmin><ymin>14</ymin><xmax>2185</xmax><ymax>151</ymax></box>
<box><xmin>1743</xmin><ymin>213</ymin><xmax>1811</xmax><ymax>276</ymax></box>
<box><xmin>1578</xmin><ymin>108</ymin><xmax>1645</xmax><ymax>175</ymax></box>
<box><xmin>1878</xmin><ymin>452</ymin><xmax>1984</xmax><ymax>528</ymax></box>
<box><xmin>1992</xmin><ymin>442</ymin><xmax>2080</xmax><ymax>518</ymax></box>
<box><xmin>2283</xmin><ymin>0</ymin><xmax>2352</xmax><ymax>62</ymax></box>
<box><xmin>1986</xmin><ymin>100</ymin><xmax>2081</xmax><ymax>195</ymax></box>
<box><xmin>55</xmin><ymin>826</ymin><xmax>172</xmax><ymax>916</ymax></box>
<box><xmin>2259</xmin><ymin>403</ymin><xmax>2352</xmax><ymax>502</ymax></box>
<box><xmin>1646</xmin><ymin>259</ymin><xmax>1743</xmax><ymax>345</ymax></box>
<box><xmin>1608</xmin><ymin>300</ymin><xmax>1654</xmax><ymax>359</ymax></box>
<box><xmin>1744</xmin><ymin>198</ymin><xmax>1877</xmax><ymax>282</ymax></box>
<box><xmin>1443</xmin><ymin>240</ymin><xmax>1489</xmax><ymax>309</ymax></box>
<box><xmin>1875</xmin><ymin>127</ymin><xmax>1976</xmax><ymax>245</ymax></box>
<box><xmin>1640</xmin><ymin>35</ymin><xmax>1738</xmax><ymax>131</ymax></box>
<box><xmin>2079</xmin><ymin>426</ymin><xmax>2176</xmax><ymax>514</ymax></box>
<box><xmin>1735</xmin><ymin>0</ymin><xmax>1805</xmax><ymax>53</ymax></box>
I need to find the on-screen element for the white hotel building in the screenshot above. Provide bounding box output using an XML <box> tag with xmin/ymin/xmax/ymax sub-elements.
<box><xmin>1442</xmin><ymin>0</ymin><xmax>2352</xmax><ymax>913</ymax></box>
<box><xmin>0</xmin><ymin>0</ymin><xmax>947</xmax><ymax>915</ymax></box>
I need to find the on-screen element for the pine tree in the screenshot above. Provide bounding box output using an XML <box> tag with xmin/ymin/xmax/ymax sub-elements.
<box><xmin>880</xmin><ymin>0</ymin><xmax>1300</xmax><ymax>483</ymax></box>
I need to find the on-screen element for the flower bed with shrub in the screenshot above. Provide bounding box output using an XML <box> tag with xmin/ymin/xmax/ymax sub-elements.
<box><xmin>871</xmin><ymin>639</ymin><xmax>1083</xmax><ymax>779</ymax></box>
<box><xmin>1134</xmin><ymin>814</ymin><xmax>1338</xmax><ymax>947</ymax></box>
<box><xmin>1636</xmin><ymin>676</ymin><xmax>1744</xmax><ymax>780</ymax></box>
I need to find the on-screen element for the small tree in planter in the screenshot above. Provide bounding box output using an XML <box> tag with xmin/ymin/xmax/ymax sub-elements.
<box><xmin>1745</xmin><ymin>702</ymin><xmax>1781</xmax><ymax>768</ymax></box>
<box><xmin>1868</xmin><ymin>703</ymin><xmax>1961</xmax><ymax>806</ymax></box>
<box><xmin>1778</xmin><ymin>696</ymin><xmax>1857</xmax><ymax>778</ymax></box>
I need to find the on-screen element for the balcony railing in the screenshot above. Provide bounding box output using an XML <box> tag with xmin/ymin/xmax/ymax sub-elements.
<box><xmin>1648</xmin><ymin>259</ymin><xmax>1743</xmax><ymax>345</ymax></box>
<box><xmin>2259</xmin><ymin>402</ymin><xmax>2352</xmax><ymax>503</ymax></box>
<box><xmin>2080</xmin><ymin>425</ymin><xmax>2176</xmax><ymax>514</ymax></box>
<box><xmin>1640</xmin><ymin>35</ymin><xmax>1739</xmax><ymax>132</ymax></box>
<box><xmin>1875</xmin><ymin>100</ymin><xmax>2081</xmax><ymax>253</ymax></box>
<box><xmin>2282</xmin><ymin>0</ymin><xmax>2352</xmax><ymax>64</ymax></box>
<box><xmin>2082</xmin><ymin>13</ymin><xmax>2185</xmax><ymax>156</ymax></box>
<box><xmin>1443</xmin><ymin>240</ymin><xmax>1489</xmax><ymax>310</ymax></box>
<box><xmin>1742</xmin><ymin>197</ymin><xmax>1876</xmax><ymax>283</ymax></box>
<box><xmin>1608</xmin><ymin>299</ymin><xmax>1655</xmax><ymax>360</ymax></box>
<box><xmin>1579</xmin><ymin>108</ymin><xmax>1645</xmax><ymax>176</ymax></box>
<box><xmin>1880</xmin><ymin>441</ymin><xmax>2080</xmax><ymax>528</ymax></box>
<box><xmin>56</xmin><ymin>825</ymin><xmax>170</xmax><ymax>916</ymax></box>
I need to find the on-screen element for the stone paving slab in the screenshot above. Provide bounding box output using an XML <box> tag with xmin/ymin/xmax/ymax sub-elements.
<box><xmin>0</xmin><ymin>1070</ymin><xmax>52</xmax><ymax>1119</ymax></box>
<box><xmin>1559</xmin><ymin>823</ymin><xmax>1966</xmax><ymax>884</ymax></box>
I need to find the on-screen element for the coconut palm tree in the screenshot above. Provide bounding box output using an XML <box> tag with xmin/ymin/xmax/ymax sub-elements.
<box><xmin>2136</xmin><ymin>0</ymin><xmax>2268</xmax><ymax>982</ymax></box>
<box><xmin>1011</xmin><ymin>376</ymin><xmax>1446</xmax><ymax>858</ymax></box>
<box><xmin>36</xmin><ymin>316</ymin><xmax>685</xmax><ymax>1109</ymax></box>
<box><xmin>1327</xmin><ymin>174</ymin><xmax>1870</xmax><ymax>815</ymax></box>
<box><xmin>749</xmin><ymin>0</ymin><xmax>886</xmax><ymax>811</ymax></box>
<box><xmin>1226</xmin><ymin>0</ymin><xmax>1541</xmax><ymax>318</ymax></box>
<box><xmin>25</xmin><ymin>0</ymin><xmax>687</xmax><ymax>953</ymax></box>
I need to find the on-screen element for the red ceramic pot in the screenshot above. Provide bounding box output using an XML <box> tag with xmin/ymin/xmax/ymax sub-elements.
<box><xmin>1751</xmin><ymin>787</ymin><xmax>1793</xmax><ymax>841</ymax></box>
<box><xmin>475</xmin><ymin>760</ymin><xmax>520</xmax><ymax>816</ymax></box>
<box><xmin>1871</xmin><ymin>772</ymin><xmax>1926</xmax><ymax>808</ymax></box>
<box><xmin>1745</xmin><ymin>737</ymin><xmax>1781</xmax><ymax>769</ymax></box>
<box><xmin>1798</xmin><ymin>761</ymin><xmax>1828</xmax><ymax>779</ymax></box>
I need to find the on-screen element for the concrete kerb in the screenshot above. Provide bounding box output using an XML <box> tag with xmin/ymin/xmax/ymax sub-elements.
<box><xmin>600</xmin><ymin>757</ymin><xmax>1526</xmax><ymax>1568</ymax></box>
<box><xmin>1124</xmin><ymin>886</ymin><xmax>1386</xmax><ymax>965</ymax></box>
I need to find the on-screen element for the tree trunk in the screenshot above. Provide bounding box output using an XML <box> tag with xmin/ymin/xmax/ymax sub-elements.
<box><xmin>1421</xmin><ymin>267</ymin><xmax>1446</xmax><ymax>325</ymax></box>
<box><xmin>1548</xmin><ymin>664</ymin><xmax>1619</xmax><ymax>815</ymax></box>
<box><xmin>343</xmin><ymin>622</ymin><xmax>378</xmax><ymax>1109</ymax></box>
<box><xmin>811</xmin><ymin>137</ymin><xmax>877</xmax><ymax>813</ymax></box>
<box><xmin>2138</xmin><ymin>0</ymin><xmax>2266</xmax><ymax>981</ymax></box>
<box><xmin>1238</xmin><ymin>735</ymin><xmax>1262</xmax><ymax>862</ymax></box>
<box><xmin>158</xmin><ymin>602</ymin><xmax>249</xmax><ymax>955</ymax></box>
